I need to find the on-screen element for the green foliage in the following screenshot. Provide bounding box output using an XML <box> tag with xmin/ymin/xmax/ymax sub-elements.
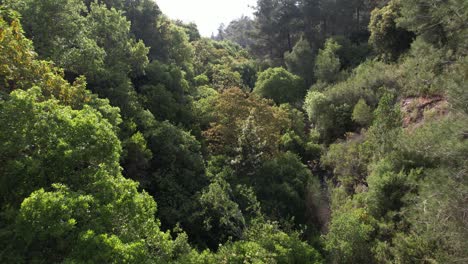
<box><xmin>367</xmin><ymin>92</ymin><xmax>402</xmax><ymax>156</ymax></box>
<box><xmin>254</xmin><ymin>67</ymin><xmax>306</xmax><ymax>105</ymax></box>
<box><xmin>366</xmin><ymin>159</ymin><xmax>414</xmax><ymax>218</ymax></box>
<box><xmin>232</xmin><ymin>114</ymin><xmax>267</xmax><ymax>176</ymax></box>
<box><xmin>233</xmin><ymin>61</ymin><xmax>258</xmax><ymax>91</ymax></box>
<box><xmin>314</xmin><ymin>39</ymin><xmax>341</xmax><ymax>84</ymax></box>
<box><xmin>352</xmin><ymin>99</ymin><xmax>373</xmax><ymax>126</ymax></box>
<box><xmin>254</xmin><ymin>152</ymin><xmax>319</xmax><ymax>226</ymax></box>
<box><xmin>121</xmin><ymin>131</ymin><xmax>152</xmax><ymax>185</ymax></box>
<box><xmin>158</xmin><ymin>20</ymin><xmax>195</xmax><ymax>75</ymax></box>
<box><xmin>325</xmin><ymin>208</ymin><xmax>376</xmax><ymax>264</ymax></box>
<box><xmin>397</xmin><ymin>0</ymin><xmax>468</xmax><ymax>51</ymax></box>
<box><xmin>86</xmin><ymin>2</ymin><xmax>148</xmax><ymax>73</ymax></box>
<box><xmin>391</xmin><ymin>166</ymin><xmax>468</xmax><ymax>263</ymax></box>
<box><xmin>139</xmin><ymin>60</ymin><xmax>193</xmax><ymax>125</ymax></box>
<box><xmin>0</xmin><ymin>88</ymin><xmax>120</xmax><ymax>205</ymax></box>
<box><xmin>322</xmin><ymin>138</ymin><xmax>371</xmax><ymax>194</ymax></box>
<box><xmin>145</xmin><ymin>121</ymin><xmax>207</xmax><ymax>232</ymax></box>
<box><xmin>192</xmin><ymin>85</ymin><xmax>218</xmax><ymax>128</ymax></box>
<box><xmin>285</xmin><ymin>37</ymin><xmax>316</xmax><ymax>86</ymax></box>
<box><xmin>175</xmin><ymin>20</ymin><xmax>201</xmax><ymax>42</ymax></box>
<box><xmin>214</xmin><ymin>221</ymin><xmax>323</xmax><ymax>264</ymax></box>
<box><xmin>251</xmin><ymin>0</ymin><xmax>302</xmax><ymax>65</ymax></box>
<box><xmin>397</xmin><ymin>38</ymin><xmax>449</xmax><ymax>96</ymax></box>
<box><xmin>446</xmin><ymin>56</ymin><xmax>468</xmax><ymax>114</ymax></box>
<box><xmin>8</xmin><ymin>0</ymin><xmax>105</xmax><ymax>75</ymax></box>
<box><xmin>2</xmin><ymin>0</ymin><xmax>466</xmax><ymax>262</ymax></box>
<box><xmin>212</xmin><ymin>64</ymin><xmax>243</xmax><ymax>91</ymax></box>
<box><xmin>220</xmin><ymin>15</ymin><xmax>255</xmax><ymax>49</ymax></box>
<box><xmin>369</xmin><ymin>0</ymin><xmax>414</xmax><ymax>61</ymax></box>
<box><xmin>192</xmin><ymin>38</ymin><xmax>255</xmax><ymax>90</ymax></box>
<box><xmin>279</xmin><ymin>104</ymin><xmax>320</xmax><ymax>160</ymax></box>
<box><xmin>203</xmin><ymin>88</ymin><xmax>290</xmax><ymax>156</ymax></box>
<box><xmin>0</xmin><ymin>88</ymin><xmax>190</xmax><ymax>263</ymax></box>
<box><xmin>199</xmin><ymin>168</ymin><xmax>246</xmax><ymax>248</ymax></box>
<box><xmin>0</xmin><ymin>10</ymin><xmax>119</xmax><ymax>123</ymax></box>
<box><xmin>303</xmin><ymin>91</ymin><xmax>337</xmax><ymax>141</ymax></box>
<box><xmin>194</xmin><ymin>74</ymin><xmax>210</xmax><ymax>86</ymax></box>
<box><xmin>332</xmin><ymin>36</ymin><xmax>372</xmax><ymax>69</ymax></box>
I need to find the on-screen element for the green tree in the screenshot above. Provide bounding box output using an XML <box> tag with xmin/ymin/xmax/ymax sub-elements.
<box><xmin>254</xmin><ymin>152</ymin><xmax>319</xmax><ymax>226</ymax></box>
<box><xmin>325</xmin><ymin>207</ymin><xmax>376</xmax><ymax>264</ymax></box>
<box><xmin>314</xmin><ymin>38</ymin><xmax>341</xmax><ymax>84</ymax></box>
<box><xmin>213</xmin><ymin>221</ymin><xmax>323</xmax><ymax>264</ymax></box>
<box><xmin>222</xmin><ymin>15</ymin><xmax>255</xmax><ymax>49</ymax></box>
<box><xmin>397</xmin><ymin>0</ymin><xmax>468</xmax><ymax>51</ymax></box>
<box><xmin>322</xmin><ymin>139</ymin><xmax>370</xmax><ymax>194</ymax></box>
<box><xmin>367</xmin><ymin>92</ymin><xmax>402</xmax><ymax>156</ymax></box>
<box><xmin>7</xmin><ymin>0</ymin><xmax>106</xmax><ymax>76</ymax></box>
<box><xmin>447</xmin><ymin>56</ymin><xmax>468</xmax><ymax>115</ymax></box>
<box><xmin>369</xmin><ymin>0</ymin><xmax>414</xmax><ymax>61</ymax></box>
<box><xmin>254</xmin><ymin>67</ymin><xmax>306</xmax><ymax>105</ymax></box>
<box><xmin>0</xmin><ymin>88</ymin><xmax>191</xmax><ymax>263</ymax></box>
<box><xmin>285</xmin><ymin>37</ymin><xmax>316</xmax><ymax>87</ymax></box>
<box><xmin>352</xmin><ymin>98</ymin><xmax>373</xmax><ymax>127</ymax></box>
<box><xmin>303</xmin><ymin>91</ymin><xmax>334</xmax><ymax>139</ymax></box>
<box><xmin>145</xmin><ymin>121</ymin><xmax>208</xmax><ymax>235</ymax></box>
<box><xmin>252</xmin><ymin>0</ymin><xmax>302</xmax><ymax>64</ymax></box>
<box><xmin>231</xmin><ymin>113</ymin><xmax>267</xmax><ymax>176</ymax></box>
<box><xmin>139</xmin><ymin>60</ymin><xmax>194</xmax><ymax>126</ymax></box>
<box><xmin>199</xmin><ymin>168</ymin><xmax>246</xmax><ymax>249</ymax></box>
<box><xmin>203</xmin><ymin>88</ymin><xmax>290</xmax><ymax>156</ymax></box>
<box><xmin>175</xmin><ymin>20</ymin><xmax>201</xmax><ymax>42</ymax></box>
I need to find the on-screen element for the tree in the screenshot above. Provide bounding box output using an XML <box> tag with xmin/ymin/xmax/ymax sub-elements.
<box><xmin>84</xmin><ymin>0</ymin><xmax>163</xmax><ymax>60</ymax></box>
<box><xmin>222</xmin><ymin>16</ymin><xmax>255</xmax><ymax>49</ymax></box>
<box><xmin>369</xmin><ymin>0</ymin><xmax>413</xmax><ymax>61</ymax></box>
<box><xmin>352</xmin><ymin>98</ymin><xmax>373</xmax><ymax>126</ymax></box>
<box><xmin>86</xmin><ymin>2</ymin><xmax>149</xmax><ymax>78</ymax></box>
<box><xmin>447</xmin><ymin>57</ymin><xmax>468</xmax><ymax>115</ymax></box>
<box><xmin>211</xmin><ymin>221</ymin><xmax>323</xmax><ymax>264</ymax></box>
<box><xmin>139</xmin><ymin>60</ymin><xmax>194</xmax><ymax>126</ymax></box>
<box><xmin>175</xmin><ymin>20</ymin><xmax>201</xmax><ymax>42</ymax></box>
<box><xmin>397</xmin><ymin>0</ymin><xmax>468</xmax><ymax>51</ymax></box>
<box><xmin>199</xmin><ymin>168</ymin><xmax>246</xmax><ymax>249</ymax></box>
<box><xmin>231</xmin><ymin>113</ymin><xmax>267</xmax><ymax>176</ymax></box>
<box><xmin>251</xmin><ymin>0</ymin><xmax>302</xmax><ymax>64</ymax></box>
<box><xmin>203</xmin><ymin>88</ymin><xmax>290</xmax><ymax>156</ymax></box>
<box><xmin>7</xmin><ymin>0</ymin><xmax>105</xmax><ymax>77</ymax></box>
<box><xmin>325</xmin><ymin>208</ymin><xmax>376</xmax><ymax>264</ymax></box>
<box><xmin>322</xmin><ymin>138</ymin><xmax>371</xmax><ymax>194</ymax></box>
<box><xmin>211</xmin><ymin>64</ymin><xmax>244</xmax><ymax>91</ymax></box>
<box><xmin>254</xmin><ymin>152</ymin><xmax>319</xmax><ymax>226</ymax></box>
<box><xmin>157</xmin><ymin>20</ymin><xmax>195</xmax><ymax>75</ymax></box>
<box><xmin>0</xmin><ymin>10</ymin><xmax>114</xmax><ymax>116</ymax></box>
<box><xmin>0</xmin><ymin>88</ymin><xmax>191</xmax><ymax>263</ymax></box>
<box><xmin>0</xmin><ymin>13</ymin><xmax>205</xmax><ymax>262</ymax></box>
<box><xmin>367</xmin><ymin>92</ymin><xmax>402</xmax><ymax>156</ymax></box>
<box><xmin>303</xmin><ymin>91</ymin><xmax>334</xmax><ymax>138</ymax></box>
<box><xmin>285</xmin><ymin>37</ymin><xmax>316</xmax><ymax>87</ymax></box>
<box><xmin>314</xmin><ymin>38</ymin><xmax>341</xmax><ymax>83</ymax></box>
<box><xmin>145</xmin><ymin>121</ymin><xmax>208</xmax><ymax>235</ymax></box>
<box><xmin>254</xmin><ymin>67</ymin><xmax>306</xmax><ymax>105</ymax></box>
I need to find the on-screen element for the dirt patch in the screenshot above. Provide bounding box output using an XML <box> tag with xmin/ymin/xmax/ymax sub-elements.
<box><xmin>400</xmin><ymin>96</ymin><xmax>449</xmax><ymax>128</ymax></box>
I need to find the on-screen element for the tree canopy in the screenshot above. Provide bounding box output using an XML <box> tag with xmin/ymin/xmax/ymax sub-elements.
<box><xmin>1</xmin><ymin>0</ymin><xmax>467</xmax><ymax>263</ymax></box>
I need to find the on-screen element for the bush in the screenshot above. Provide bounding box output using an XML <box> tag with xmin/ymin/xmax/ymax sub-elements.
<box><xmin>254</xmin><ymin>67</ymin><xmax>306</xmax><ymax>105</ymax></box>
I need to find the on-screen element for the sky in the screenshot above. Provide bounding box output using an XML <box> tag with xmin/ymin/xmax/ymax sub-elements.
<box><xmin>156</xmin><ymin>0</ymin><xmax>257</xmax><ymax>37</ymax></box>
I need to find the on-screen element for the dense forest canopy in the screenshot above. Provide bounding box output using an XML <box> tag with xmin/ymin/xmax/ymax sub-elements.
<box><xmin>0</xmin><ymin>0</ymin><xmax>466</xmax><ymax>263</ymax></box>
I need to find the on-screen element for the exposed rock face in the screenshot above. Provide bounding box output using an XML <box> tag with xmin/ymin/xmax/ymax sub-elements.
<box><xmin>400</xmin><ymin>96</ymin><xmax>449</xmax><ymax>128</ymax></box>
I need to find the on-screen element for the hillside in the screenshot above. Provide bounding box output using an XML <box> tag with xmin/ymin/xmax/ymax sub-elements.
<box><xmin>0</xmin><ymin>0</ymin><xmax>466</xmax><ymax>263</ymax></box>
